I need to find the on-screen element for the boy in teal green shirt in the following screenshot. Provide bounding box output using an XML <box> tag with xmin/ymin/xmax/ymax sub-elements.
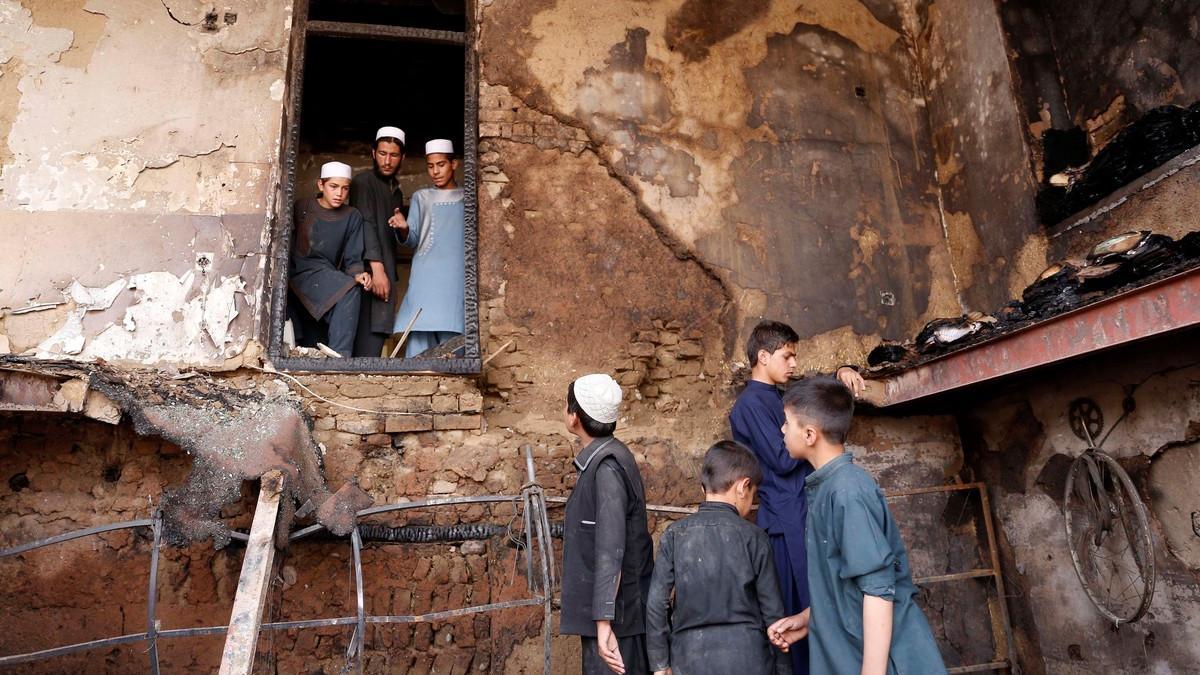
<box><xmin>769</xmin><ymin>377</ymin><xmax>946</xmax><ymax>675</ymax></box>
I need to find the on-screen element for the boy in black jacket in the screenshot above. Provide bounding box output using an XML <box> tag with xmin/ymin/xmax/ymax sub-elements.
<box><xmin>561</xmin><ymin>373</ymin><xmax>655</xmax><ymax>674</ymax></box>
<box><xmin>646</xmin><ymin>441</ymin><xmax>790</xmax><ymax>675</ymax></box>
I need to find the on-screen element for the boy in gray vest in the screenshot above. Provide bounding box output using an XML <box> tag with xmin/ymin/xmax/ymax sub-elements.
<box><xmin>561</xmin><ymin>373</ymin><xmax>654</xmax><ymax>675</ymax></box>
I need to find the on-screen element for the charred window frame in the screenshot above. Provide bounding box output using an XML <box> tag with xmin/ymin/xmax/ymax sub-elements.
<box><xmin>265</xmin><ymin>0</ymin><xmax>480</xmax><ymax>374</ymax></box>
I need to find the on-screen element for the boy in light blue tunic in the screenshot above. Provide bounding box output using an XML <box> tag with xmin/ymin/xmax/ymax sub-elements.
<box><xmin>391</xmin><ymin>139</ymin><xmax>465</xmax><ymax>356</ymax></box>
<box><xmin>769</xmin><ymin>377</ymin><xmax>947</xmax><ymax>675</ymax></box>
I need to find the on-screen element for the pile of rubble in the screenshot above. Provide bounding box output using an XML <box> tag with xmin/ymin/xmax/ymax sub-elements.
<box><xmin>867</xmin><ymin>230</ymin><xmax>1200</xmax><ymax>372</ymax></box>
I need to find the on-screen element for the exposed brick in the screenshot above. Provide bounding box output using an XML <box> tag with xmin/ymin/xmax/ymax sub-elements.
<box><xmin>431</xmin><ymin>479</ymin><xmax>458</xmax><ymax>494</ymax></box>
<box><xmin>437</xmin><ymin>379</ymin><xmax>474</xmax><ymax>394</ymax></box>
<box><xmin>336</xmin><ymin>416</ymin><xmax>383</xmax><ymax>435</ymax></box>
<box><xmin>635</xmin><ymin>330</ymin><xmax>659</xmax><ymax>343</ymax></box>
<box><xmin>385</xmin><ymin>414</ymin><xmax>434</xmax><ymax>433</ymax></box>
<box><xmin>365</xmin><ymin>433</ymin><xmax>392</xmax><ymax>446</ymax></box>
<box><xmin>393</xmin><ymin>379</ymin><xmax>441</xmax><ymax>393</ymax></box>
<box><xmin>338</xmin><ymin>382</ymin><xmax>390</xmax><ymax>398</ymax></box>
<box><xmin>313</xmin><ymin>416</ymin><xmax>335</xmax><ymax>431</ymax></box>
<box><xmin>629</xmin><ymin>342</ymin><xmax>656</xmax><ymax>357</ymax></box>
<box><xmin>512</xmin><ymin>123</ymin><xmax>532</xmax><ymax>137</ymax></box>
<box><xmin>658</xmin><ymin>331</ymin><xmax>680</xmax><ymax>345</ymax></box>
<box><xmin>616</xmin><ymin>370</ymin><xmax>644</xmax><ymax>386</ymax></box>
<box><xmin>479</xmin><ymin>122</ymin><xmax>501</xmax><ymax>137</ymax></box>
<box><xmin>434</xmin><ymin>414</ymin><xmax>482</xmax><ymax>431</ymax></box>
<box><xmin>676</xmin><ymin>340</ymin><xmax>704</xmax><ymax>358</ymax></box>
<box><xmin>459</xmin><ymin>391</ymin><xmax>483</xmax><ymax>412</ymax></box>
<box><xmin>674</xmin><ymin>361</ymin><xmax>702</xmax><ymax>376</ymax></box>
<box><xmin>432</xmin><ymin>395</ymin><xmax>460</xmax><ymax>413</ymax></box>
<box><xmin>649</xmin><ymin>367</ymin><xmax>671</xmax><ymax>381</ymax></box>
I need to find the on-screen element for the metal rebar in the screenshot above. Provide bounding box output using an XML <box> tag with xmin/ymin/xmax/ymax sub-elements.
<box><xmin>366</xmin><ymin>598</ymin><xmax>545</xmax><ymax>624</ymax></box>
<box><xmin>913</xmin><ymin>568</ymin><xmax>997</xmax><ymax>585</ymax></box>
<box><xmin>349</xmin><ymin>527</ymin><xmax>365</xmax><ymax>672</ymax></box>
<box><xmin>0</xmin><ymin>519</ymin><xmax>155</xmax><ymax>558</ymax></box>
<box><xmin>0</xmin><ymin>633</ymin><xmax>151</xmax><ymax>666</ymax></box>
<box><xmin>947</xmin><ymin>661</ymin><xmax>1011</xmax><ymax>673</ymax></box>
<box><xmin>147</xmin><ymin>516</ymin><xmax>162</xmax><ymax>675</ymax></box>
<box><xmin>979</xmin><ymin>485</ymin><xmax>1019</xmax><ymax>672</ymax></box>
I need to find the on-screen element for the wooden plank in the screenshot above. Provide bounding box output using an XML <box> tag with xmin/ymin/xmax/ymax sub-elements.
<box><xmin>219</xmin><ymin>471</ymin><xmax>285</xmax><ymax>675</ymax></box>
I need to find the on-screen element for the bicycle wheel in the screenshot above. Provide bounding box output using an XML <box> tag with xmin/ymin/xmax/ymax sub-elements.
<box><xmin>1063</xmin><ymin>450</ymin><xmax>1155</xmax><ymax>625</ymax></box>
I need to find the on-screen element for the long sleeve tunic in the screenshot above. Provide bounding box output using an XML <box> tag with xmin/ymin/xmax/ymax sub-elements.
<box><xmin>729</xmin><ymin>381</ymin><xmax>812</xmax><ymax>536</ymax></box>
<box><xmin>646</xmin><ymin>501</ymin><xmax>791</xmax><ymax>675</ymax></box>
<box><xmin>804</xmin><ymin>454</ymin><xmax>947</xmax><ymax>675</ymax></box>
<box><xmin>289</xmin><ymin>198</ymin><xmax>365</xmax><ymax>320</ymax></box>
<box><xmin>349</xmin><ymin>170</ymin><xmax>404</xmax><ymax>333</ymax></box>
<box><xmin>393</xmin><ymin>187</ymin><xmax>465</xmax><ymax>334</ymax></box>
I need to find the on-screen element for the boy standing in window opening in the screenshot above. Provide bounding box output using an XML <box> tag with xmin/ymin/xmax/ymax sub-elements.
<box><xmin>288</xmin><ymin>161</ymin><xmax>371</xmax><ymax>357</ymax></box>
<box><xmin>768</xmin><ymin>378</ymin><xmax>946</xmax><ymax>675</ymax></box>
<box><xmin>561</xmin><ymin>374</ymin><xmax>654</xmax><ymax>675</ymax></box>
<box><xmin>728</xmin><ymin>320</ymin><xmax>865</xmax><ymax>675</ymax></box>
<box><xmin>390</xmin><ymin>139</ymin><xmax>465</xmax><ymax>357</ymax></box>
<box><xmin>350</xmin><ymin>125</ymin><xmax>407</xmax><ymax>357</ymax></box>
<box><xmin>646</xmin><ymin>440</ymin><xmax>791</xmax><ymax>675</ymax></box>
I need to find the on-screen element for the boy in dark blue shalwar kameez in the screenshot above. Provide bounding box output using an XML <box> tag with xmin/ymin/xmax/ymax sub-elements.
<box><xmin>728</xmin><ymin>321</ymin><xmax>863</xmax><ymax>675</ymax></box>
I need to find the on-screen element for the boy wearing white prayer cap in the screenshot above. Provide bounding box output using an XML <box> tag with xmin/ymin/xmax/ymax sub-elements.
<box><xmin>287</xmin><ymin>161</ymin><xmax>372</xmax><ymax>357</ymax></box>
<box><xmin>560</xmin><ymin>374</ymin><xmax>654</xmax><ymax>675</ymax></box>
<box><xmin>390</xmin><ymin>139</ymin><xmax>465</xmax><ymax>357</ymax></box>
<box><xmin>349</xmin><ymin>125</ymin><xmax>407</xmax><ymax>356</ymax></box>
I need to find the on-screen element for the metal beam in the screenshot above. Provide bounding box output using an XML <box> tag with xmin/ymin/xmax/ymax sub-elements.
<box><xmin>863</xmin><ymin>267</ymin><xmax>1200</xmax><ymax>407</ymax></box>
<box><xmin>219</xmin><ymin>471</ymin><xmax>284</xmax><ymax>675</ymax></box>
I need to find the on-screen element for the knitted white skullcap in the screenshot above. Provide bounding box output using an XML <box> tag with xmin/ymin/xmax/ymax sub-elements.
<box><xmin>425</xmin><ymin>139</ymin><xmax>454</xmax><ymax>156</ymax></box>
<box><xmin>375</xmin><ymin>126</ymin><xmax>406</xmax><ymax>144</ymax></box>
<box><xmin>320</xmin><ymin>161</ymin><xmax>352</xmax><ymax>180</ymax></box>
<box><xmin>573</xmin><ymin>373</ymin><xmax>622</xmax><ymax>424</ymax></box>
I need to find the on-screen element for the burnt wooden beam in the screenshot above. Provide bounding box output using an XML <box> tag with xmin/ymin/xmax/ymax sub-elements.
<box><xmin>219</xmin><ymin>470</ymin><xmax>285</xmax><ymax>675</ymax></box>
<box><xmin>305</xmin><ymin>20</ymin><xmax>465</xmax><ymax>44</ymax></box>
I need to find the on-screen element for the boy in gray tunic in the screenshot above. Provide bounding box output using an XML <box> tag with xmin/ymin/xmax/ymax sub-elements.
<box><xmin>769</xmin><ymin>378</ymin><xmax>946</xmax><ymax>675</ymax></box>
<box><xmin>646</xmin><ymin>441</ymin><xmax>790</xmax><ymax>675</ymax></box>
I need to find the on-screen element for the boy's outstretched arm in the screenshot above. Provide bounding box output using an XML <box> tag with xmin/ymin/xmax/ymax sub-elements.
<box><xmin>645</xmin><ymin>530</ymin><xmax>675</xmax><ymax>675</ymax></box>
<box><xmin>861</xmin><ymin>595</ymin><xmax>894</xmax><ymax>675</ymax></box>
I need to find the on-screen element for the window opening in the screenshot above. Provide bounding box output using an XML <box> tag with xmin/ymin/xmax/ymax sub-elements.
<box><xmin>268</xmin><ymin>0</ymin><xmax>480</xmax><ymax>373</ymax></box>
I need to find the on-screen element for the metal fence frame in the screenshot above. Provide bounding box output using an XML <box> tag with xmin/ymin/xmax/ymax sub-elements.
<box><xmin>0</xmin><ymin>452</ymin><xmax>555</xmax><ymax>674</ymax></box>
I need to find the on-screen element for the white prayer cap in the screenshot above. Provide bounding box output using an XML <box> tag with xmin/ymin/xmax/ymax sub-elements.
<box><xmin>376</xmin><ymin>126</ymin><xmax>406</xmax><ymax>144</ymax></box>
<box><xmin>320</xmin><ymin>161</ymin><xmax>352</xmax><ymax>180</ymax></box>
<box><xmin>572</xmin><ymin>373</ymin><xmax>622</xmax><ymax>424</ymax></box>
<box><xmin>425</xmin><ymin>139</ymin><xmax>455</xmax><ymax>156</ymax></box>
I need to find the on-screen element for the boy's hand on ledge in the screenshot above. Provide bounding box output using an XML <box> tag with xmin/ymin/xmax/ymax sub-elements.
<box><xmin>596</xmin><ymin>620</ymin><xmax>625</xmax><ymax>674</ymax></box>
<box><xmin>653</xmin><ymin>669</ymin><xmax>672</xmax><ymax>675</ymax></box>
<box><xmin>768</xmin><ymin>608</ymin><xmax>810</xmax><ymax>651</ymax></box>
<box><xmin>836</xmin><ymin>366</ymin><xmax>865</xmax><ymax>398</ymax></box>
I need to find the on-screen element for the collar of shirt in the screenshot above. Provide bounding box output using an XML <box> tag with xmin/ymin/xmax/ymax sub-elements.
<box><xmin>573</xmin><ymin>437</ymin><xmax>617</xmax><ymax>473</ymax></box>
<box><xmin>744</xmin><ymin>379</ymin><xmax>782</xmax><ymax>397</ymax></box>
<box><xmin>805</xmin><ymin>452</ymin><xmax>854</xmax><ymax>489</ymax></box>
<box><xmin>698</xmin><ymin>501</ymin><xmax>738</xmax><ymax>515</ymax></box>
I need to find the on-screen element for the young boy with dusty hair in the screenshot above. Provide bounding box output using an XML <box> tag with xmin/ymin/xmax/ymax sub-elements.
<box><xmin>646</xmin><ymin>440</ymin><xmax>791</xmax><ymax>675</ymax></box>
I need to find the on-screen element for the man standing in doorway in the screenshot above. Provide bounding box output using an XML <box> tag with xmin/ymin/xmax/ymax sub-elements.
<box><xmin>350</xmin><ymin>125</ymin><xmax>407</xmax><ymax>357</ymax></box>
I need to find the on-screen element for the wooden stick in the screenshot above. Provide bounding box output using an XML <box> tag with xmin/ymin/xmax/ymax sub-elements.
<box><xmin>482</xmin><ymin>339</ymin><xmax>515</xmax><ymax>367</ymax></box>
<box><xmin>219</xmin><ymin>470</ymin><xmax>284</xmax><ymax>675</ymax></box>
<box><xmin>388</xmin><ymin>307</ymin><xmax>422</xmax><ymax>358</ymax></box>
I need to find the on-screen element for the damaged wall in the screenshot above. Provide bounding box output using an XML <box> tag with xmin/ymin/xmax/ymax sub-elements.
<box><xmin>480</xmin><ymin>0</ymin><xmax>965</xmax><ymax>369</ymax></box>
<box><xmin>960</xmin><ymin>330</ymin><xmax>1200</xmax><ymax>673</ymax></box>
<box><xmin>0</xmin><ymin>0</ymin><xmax>291</xmax><ymax>366</ymax></box>
<box><xmin>910</xmin><ymin>0</ymin><xmax>1046</xmax><ymax>309</ymax></box>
